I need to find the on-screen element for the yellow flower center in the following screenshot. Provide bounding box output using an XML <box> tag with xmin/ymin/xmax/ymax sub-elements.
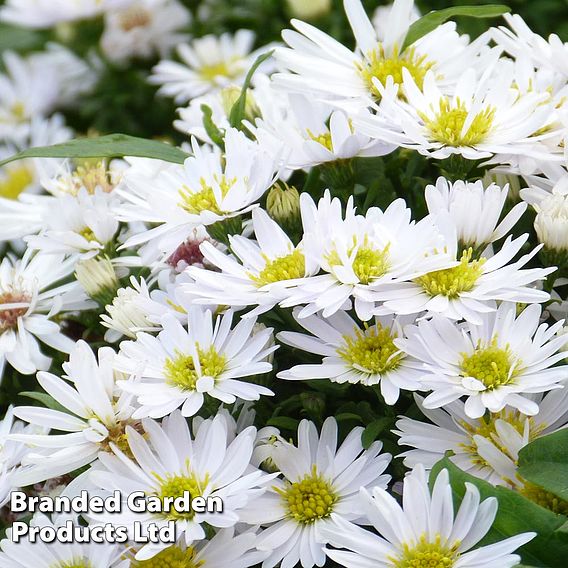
<box><xmin>164</xmin><ymin>346</ymin><xmax>227</xmax><ymax>391</ymax></box>
<box><xmin>459</xmin><ymin>410</ymin><xmax>545</xmax><ymax>467</ymax></box>
<box><xmin>10</xmin><ymin>101</ymin><xmax>26</xmax><ymax>121</ymax></box>
<box><xmin>337</xmin><ymin>323</ymin><xmax>403</xmax><ymax>376</ymax></box>
<box><xmin>178</xmin><ymin>176</ymin><xmax>235</xmax><ymax>215</ymax></box>
<box><xmin>391</xmin><ymin>534</ymin><xmax>460</xmax><ymax>567</ymax></box>
<box><xmin>416</xmin><ymin>248</ymin><xmax>485</xmax><ymax>299</ymax></box>
<box><xmin>277</xmin><ymin>466</ymin><xmax>337</xmax><ymax>524</ymax></box>
<box><xmin>199</xmin><ymin>59</ymin><xmax>242</xmax><ymax>83</ymax></box>
<box><xmin>421</xmin><ymin>98</ymin><xmax>495</xmax><ymax>147</ymax></box>
<box><xmin>358</xmin><ymin>45</ymin><xmax>434</xmax><ymax>99</ymax></box>
<box><xmin>307</xmin><ymin>130</ymin><xmax>333</xmax><ymax>151</ymax></box>
<box><xmin>249</xmin><ymin>249</ymin><xmax>306</xmax><ymax>286</ymax></box>
<box><xmin>51</xmin><ymin>561</ymin><xmax>92</xmax><ymax>568</ymax></box>
<box><xmin>0</xmin><ymin>165</ymin><xmax>33</xmax><ymax>199</ymax></box>
<box><xmin>153</xmin><ymin>470</ymin><xmax>209</xmax><ymax>521</ymax></box>
<box><xmin>133</xmin><ymin>546</ymin><xmax>203</xmax><ymax>568</ymax></box>
<box><xmin>519</xmin><ymin>481</ymin><xmax>568</xmax><ymax>515</ymax></box>
<box><xmin>460</xmin><ymin>338</ymin><xmax>521</xmax><ymax>390</ymax></box>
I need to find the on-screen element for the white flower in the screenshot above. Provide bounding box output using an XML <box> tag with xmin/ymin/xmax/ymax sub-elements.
<box><xmin>101</xmin><ymin>0</ymin><xmax>191</xmax><ymax>63</ymax></box>
<box><xmin>277</xmin><ymin>310</ymin><xmax>422</xmax><ymax>404</ymax></box>
<box><xmin>88</xmin><ymin>410</ymin><xmax>275</xmax><ymax>560</ymax></box>
<box><xmin>0</xmin><ymin>513</ymin><xmax>128</xmax><ymax>568</ymax></box>
<box><xmin>425</xmin><ymin>176</ymin><xmax>527</xmax><ymax>248</ymax></box>
<box><xmin>0</xmin><ymin>251</ymin><xmax>85</xmax><ymax>378</ymax></box>
<box><xmin>239</xmin><ymin>417</ymin><xmax>391</xmax><ymax>568</ymax></box>
<box><xmin>127</xmin><ymin>529</ymin><xmax>268</xmax><ymax>568</ymax></box>
<box><xmin>0</xmin><ymin>0</ymin><xmax>129</xmax><ymax>28</ymax></box>
<box><xmin>377</xmin><ymin>215</ymin><xmax>553</xmax><ymax>324</ymax></box>
<box><xmin>114</xmin><ymin>307</ymin><xmax>276</xmax><ymax>418</ymax></box>
<box><xmin>319</xmin><ymin>464</ymin><xmax>535</xmax><ymax>568</ymax></box>
<box><xmin>10</xmin><ymin>340</ymin><xmax>140</xmax><ymax>485</ymax></box>
<box><xmin>184</xmin><ymin>207</ymin><xmax>319</xmax><ymax>316</ymax></box>
<box><xmin>395</xmin><ymin>391</ymin><xmax>568</xmax><ymax>486</ymax></box>
<box><xmin>397</xmin><ymin>302</ymin><xmax>568</xmax><ymax>418</ymax></box>
<box><xmin>275</xmin><ymin>0</ymin><xmax>486</xmax><ymax>105</ymax></box>
<box><xmin>25</xmin><ymin>189</ymin><xmax>120</xmax><ymax>259</ymax></box>
<box><xmin>356</xmin><ymin>62</ymin><xmax>558</xmax><ymax>161</ymax></box>
<box><xmin>281</xmin><ymin>191</ymin><xmax>452</xmax><ymax>321</ymax></box>
<box><xmin>150</xmin><ymin>30</ymin><xmax>272</xmax><ymax>103</ymax></box>
<box><xmin>249</xmin><ymin>94</ymin><xmax>395</xmax><ymax>169</ymax></box>
<box><xmin>117</xmin><ymin>129</ymin><xmax>279</xmax><ymax>257</ymax></box>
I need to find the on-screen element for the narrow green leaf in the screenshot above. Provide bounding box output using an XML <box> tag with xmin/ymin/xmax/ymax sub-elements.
<box><xmin>0</xmin><ymin>23</ymin><xmax>44</xmax><ymax>52</ymax></box>
<box><xmin>431</xmin><ymin>457</ymin><xmax>568</xmax><ymax>567</ymax></box>
<box><xmin>518</xmin><ymin>429</ymin><xmax>568</xmax><ymax>502</ymax></box>
<box><xmin>402</xmin><ymin>5</ymin><xmax>511</xmax><ymax>50</ymax></box>
<box><xmin>0</xmin><ymin>133</ymin><xmax>190</xmax><ymax>168</ymax></box>
<box><xmin>267</xmin><ymin>416</ymin><xmax>300</xmax><ymax>431</ymax></box>
<box><xmin>361</xmin><ymin>417</ymin><xmax>391</xmax><ymax>449</ymax></box>
<box><xmin>229</xmin><ymin>49</ymin><xmax>274</xmax><ymax>129</ymax></box>
<box><xmin>200</xmin><ymin>104</ymin><xmax>226</xmax><ymax>149</ymax></box>
<box><xmin>19</xmin><ymin>391</ymin><xmax>68</xmax><ymax>413</ymax></box>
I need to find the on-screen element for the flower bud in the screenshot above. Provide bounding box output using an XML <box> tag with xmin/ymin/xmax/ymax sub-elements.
<box><xmin>286</xmin><ymin>0</ymin><xmax>331</xmax><ymax>20</ymax></box>
<box><xmin>266</xmin><ymin>182</ymin><xmax>301</xmax><ymax>227</ymax></box>
<box><xmin>75</xmin><ymin>256</ymin><xmax>119</xmax><ymax>308</ymax></box>
<box><xmin>220</xmin><ymin>85</ymin><xmax>261</xmax><ymax>123</ymax></box>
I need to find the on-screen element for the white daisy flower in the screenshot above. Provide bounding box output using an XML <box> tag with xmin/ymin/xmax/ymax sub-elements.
<box><xmin>281</xmin><ymin>191</ymin><xmax>452</xmax><ymax>321</ymax></box>
<box><xmin>114</xmin><ymin>307</ymin><xmax>276</xmax><ymax>418</ymax></box>
<box><xmin>274</xmin><ymin>0</ymin><xmax>487</xmax><ymax>105</ymax></box>
<box><xmin>127</xmin><ymin>528</ymin><xmax>268</xmax><ymax>568</ymax></box>
<box><xmin>239</xmin><ymin>417</ymin><xmax>392</xmax><ymax>568</ymax></box>
<box><xmin>319</xmin><ymin>464</ymin><xmax>535</xmax><ymax>568</ymax></box>
<box><xmin>10</xmin><ymin>340</ymin><xmax>140</xmax><ymax>486</ymax></box>
<box><xmin>395</xmin><ymin>391</ymin><xmax>568</xmax><ymax>486</ymax></box>
<box><xmin>0</xmin><ymin>250</ymin><xmax>86</xmax><ymax>378</ymax></box>
<box><xmin>150</xmin><ymin>30</ymin><xmax>273</xmax><ymax>103</ymax></box>
<box><xmin>249</xmin><ymin>94</ymin><xmax>395</xmax><ymax>170</ymax></box>
<box><xmin>116</xmin><ymin>128</ymin><xmax>279</xmax><ymax>257</ymax></box>
<box><xmin>377</xmin><ymin>216</ymin><xmax>553</xmax><ymax>324</ymax></box>
<box><xmin>397</xmin><ymin>302</ymin><xmax>568</xmax><ymax>418</ymax></box>
<box><xmin>101</xmin><ymin>0</ymin><xmax>191</xmax><ymax>63</ymax></box>
<box><xmin>277</xmin><ymin>309</ymin><xmax>422</xmax><ymax>404</ymax></box>
<box><xmin>356</xmin><ymin>61</ymin><xmax>558</xmax><ymax>161</ymax></box>
<box><xmin>24</xmin><ymin>188</ymin><xmax>120</xmax><ymax>260</ymax></box>
<box><xmin>0</xmin><ymin>0</ymin><xmax>128</xmax><ymax>28</ymax></box>
<box><xmin>89</xmin><ymin>409</ymin><xmax>275</xmax><ymax>560</ymax></box>
<box><xmin>0</xmin><ymin>512</ymin><xmax>128</xmax><ymax>568</ymax></box>
<box><xmin>425</xmin><ymin>176</ymin><xmax>527</xmax><ymax>249</ymax></box>
<box><xmin>184</xmin><ymin>207</ymin><xmax>319</xmax><ymax>317</ymax></box>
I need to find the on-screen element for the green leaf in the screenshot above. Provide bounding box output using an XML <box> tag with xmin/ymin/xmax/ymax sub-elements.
<box><xmin>361</xmin><ymin>417</ymin><xmax>391</xmax><ymax>449</ymax></box>
<box><xmin>402</xmin><ymin>5</ymin><xmax>511</xmax><ymax>50</ymax></box>
<box><xmin>518</xmin><ymin>430</ymin><xmax>568</xmax><ymax>502</ymax></box>
<box><xmin>19</xmin><ymin>391</ymin><xmax>68</xmax><ymax>413</ymax></box>
<box><xmin>334</xmin><ymin>412</ymin><xmax>363</xmax><ymax>423</ymax></box>
<box><xmin>431</xmin><ymin>457</ymin><xmax>568</xmax><ymax>567</ymax></box>
<box><xmin>0</xmin><ymin>23</ymin><xmax>44</xmax><ymax>52</ymax></box>
<box><xmin>267</xmin><ymin>416</ymin><xmax>300</xmax><ymax>431</ymax></box>
<box><xmin>0</xmin><ymin>134</ymin><xmax>190</xmax><ymax>168</ymax></box>
<box><xmin>200</xmin><ymin>104</ymin><xmax>226</xmax><ymax>149</ymax></box>
<box><xmin>229</xmin><ymin>49</ymin><xmax>274</xmax><ymax>129</ymax></box>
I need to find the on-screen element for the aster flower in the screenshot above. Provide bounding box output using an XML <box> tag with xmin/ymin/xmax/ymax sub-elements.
<box><xmin>274</xmin><ymin>0</ymin><xmax>486</xmax><ymax>105</ymax></box>
<box><xmin>127</xmin><ymin>529</ymin><xmax>267</xmax><ymax>568</ymax></box>
<box><xmin>89</xmin><ymin>410</ymin><xmax>275</xmax><ymax>560</ymax></box>
<box><xmin>396</xmin><ymin>302</ymin><xmax>568</xmax><ymax>418</ymax></box>
<box><xmin>184</xmin><ymin>207</ymin><xmax>319</xmax><ymax>317</ymax></box>
<box><xmin>319</xmin><ymin>464</ymin><xmax>535</xmax><ymax>568</ymax></box>
<box><xmin>9</xmin><ymin>340</ymin><xmax>140</xmax><ymax>486</ymax></box>
<box><xmin>0</xmin><ymin>250</ymin><xmax>87</xmax><ymax>378</ymax></box>
<box><xmin>425</xmin><ymin>176</ymin><xmax>527</xmax><ymax>249</ymax></box>
<box><xmin>117</xmin><ymin>129</ymin><xmax>279</xmax><ymax>257</ymax></box>
<box><xmin>377</xmin><ymin>215</ymin><xmax>553</xmax><ymax>324</ymax></box>
<box><xmin>114</xmin><ymin>307</ymin><xmax>276</xmax><ymax>418</ymax></box>
<box><xmin>280</xmin><ymin>191</ymin><xmax>452</xmax><ymax>321</ymax></box>
<box><xmin>0</xmin><ymin>513</ymin><xmax>128</xmax><ymax>568</ymax></box>
<box><xmin>100</xmin><ymin>0</ymin><xmax>190</xmax><ymax>63</ymax></box>
<box><xmin>277</xmin><ymin>309</ymin><xmax>422</xmax><ymax>404</ymax></box>
<box><xmin>150</xmin><ymin>30</ymin><xmax>273</xmax><ymax>103</ymax></box>
<box><xmin>395</xmin><ymin>391</ymin><xmax>568</xmax><ymax>486</ymax></box>
<box><xmin>239</xmin><ymin>417</ymin><xmax>391</xmax><ymax>568</ymax></box>
<box><xmin>358</xmin><ymin>64</ymin><xmax>558</xmax><ymax>160</ymax></box>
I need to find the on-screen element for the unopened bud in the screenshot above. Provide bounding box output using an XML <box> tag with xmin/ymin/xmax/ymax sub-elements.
<box><xmin>75</xmin><ymin>256</ymin><xmax>119</xmax><ymax>308</ymax></box>
<box><xmin>220</xmin><ymin>86</ymin><xmax>261</xmax><ymax>123</ymax></box>
<box><xmin>286</xmin><ymin>0</ymin><xmax>331</xmax><ymax>19</ymax></box>
<box><xmin>267</xmin><ymin>182</ymin><xmax>301</xmax><ymax>226</ymax></box>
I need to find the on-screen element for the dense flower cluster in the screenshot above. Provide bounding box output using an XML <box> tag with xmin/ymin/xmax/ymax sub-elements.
<box><xmin>1</xmin><ymin>1</ymin><xmax>568</xmax><ymax>567</ymax></box>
